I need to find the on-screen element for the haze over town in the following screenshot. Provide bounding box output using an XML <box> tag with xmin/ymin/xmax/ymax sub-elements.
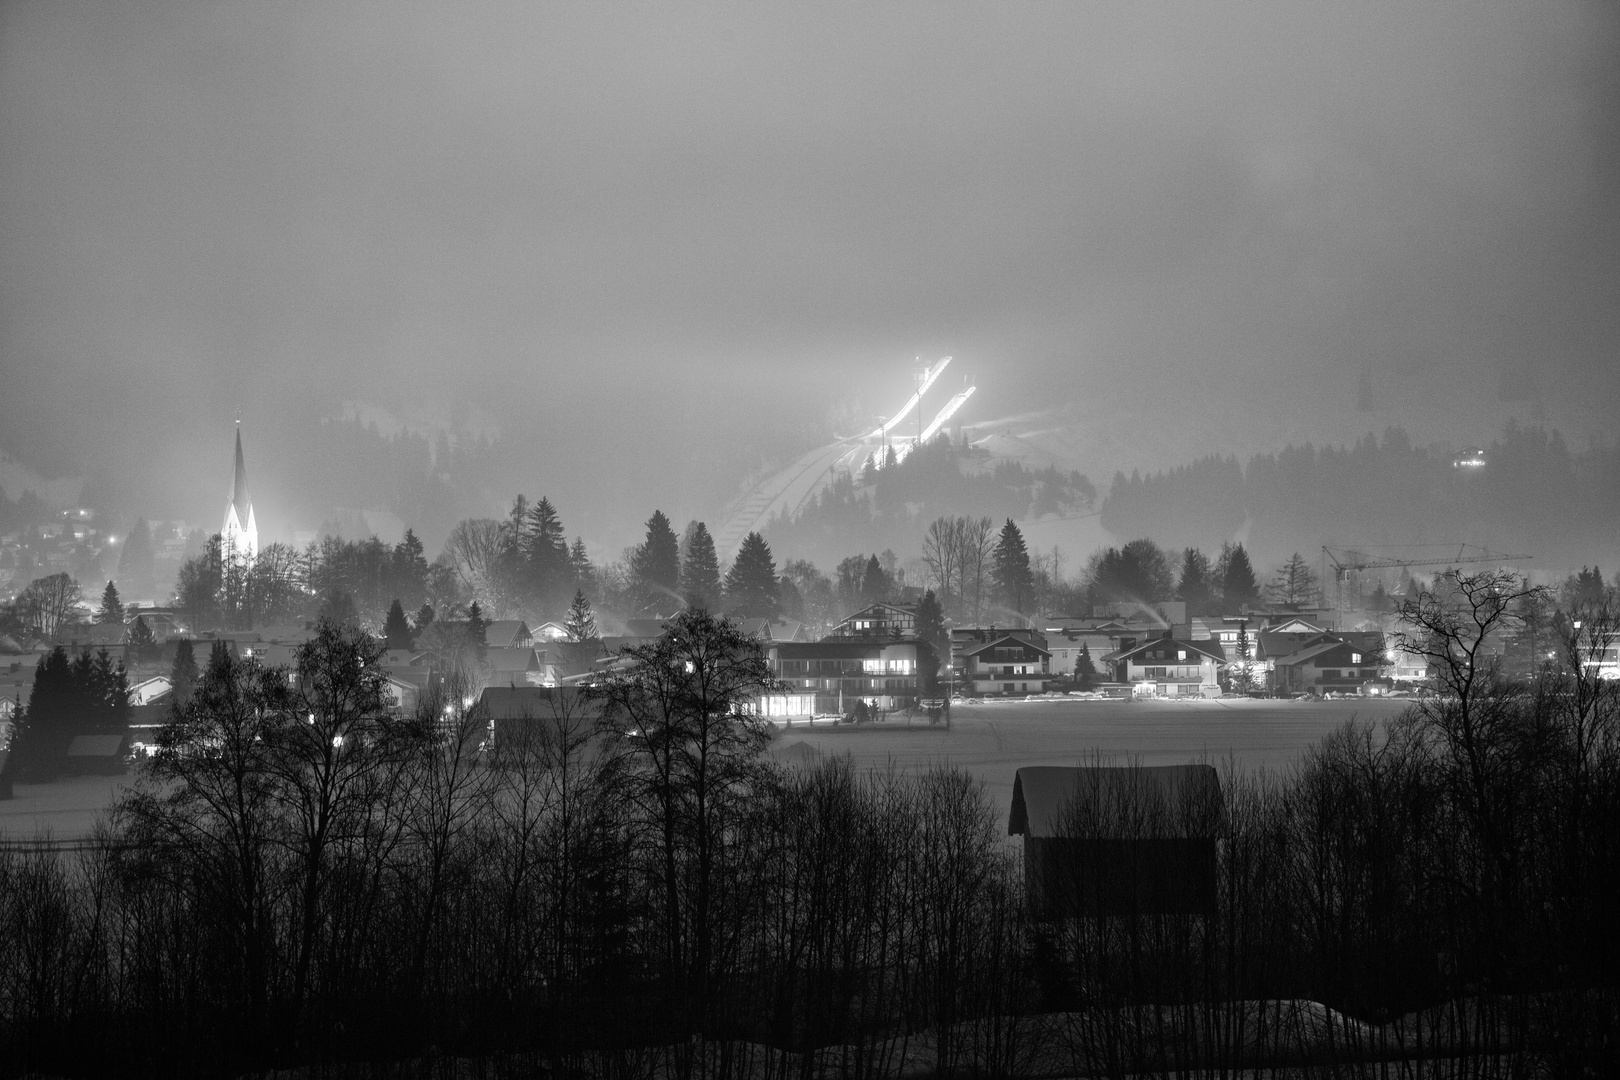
<box><xmin>2</xmin><ymin>5</ymin><xmax>1620</xmax><ymax>1078</ymax></box>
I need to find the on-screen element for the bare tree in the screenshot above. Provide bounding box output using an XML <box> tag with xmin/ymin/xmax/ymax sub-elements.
<box><xmin>961</xmin><ymin>516</ymin><xmax>995</xmax><ymax>623</ymax></box>
<box><xmin>443</xmin><ymin>518</ymin><xmax>510</xmax><ymax>613</ymax></box>
<box><xmin>15</xmin><ymin>572</ymin><xmax>84</xmax><ymax>639</ymax></box>
<box><xmin>921</xmin><ymin>517</ymin><xmax>961</xmax><ymax>614</ymax></box>
<box><xmin>265</xmin><ymin>619</ymin><xmax>426</xmax><ymax>1020</ymax></box>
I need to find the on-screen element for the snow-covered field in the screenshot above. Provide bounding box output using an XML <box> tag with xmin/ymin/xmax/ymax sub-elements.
<box><xmin>770</xmin><ymin>695</ymin><xmax>1413</xmax><ymax>822</ymax></box>
<box><xmin>0</xmin><ymin>697</ymin><xmax>1413</xmax><ymax>842</ymax></box>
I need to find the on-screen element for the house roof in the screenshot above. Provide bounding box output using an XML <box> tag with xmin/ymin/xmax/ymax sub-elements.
<box><xmin>486</xmin><ymin>647</ymin><xmax>540</xmax><ymax>674</ymax></box>
<box><xmin>621</xmin><ymin>619</ymin><xmax>668</xmax><ymax>639</ymax></box>
<box><xmin>58</xmin><ymin>623</ymin><xmax>128</xmax><ymax>648</ymax></box>
<box><xmin>961</xmin><ymin>634</ymin><xmax>1052</xmax><ymax>658</ymax></box>
<box><xmin>1265</xmin><ymin>617</ymin><xmax>1327</xmax><ymax>635</ymax></box>
<box><xmin>736</xmin><ymin>617</ymin><xmax>806</xmax><ymax>642</ymax></box>
<box><xmin>1008</xmin><ymin>764</ymin><xmax>1223</xmax><ymax>839</ymax></box>
<box><xmin>1111</xmin><ymin>636</ymin><xmax>1225</xmax><ymax>664</ymax></box>
<box><xmin>1255</xmin><ymin>629</ymin><xmax>1335</xmax><ymax>658</ymax></box>
<box><xmin>476</xmin><ymin>684</ymin><xmax>599</xmax><ymax>722</ymax></box>
<box><xmin>1272</xmin><ymin>638</ymin><xmax>1379</xmax><ymax>668</ymax></box>
<box><xmin>485</xmin><ymin>620</ymin><xmax>531</xmax><ymax>647</ymax></box>
<box><xmin>66</xmin><ymin>733</ymin><xmax>130</xmax><ymax>758</ymax></box>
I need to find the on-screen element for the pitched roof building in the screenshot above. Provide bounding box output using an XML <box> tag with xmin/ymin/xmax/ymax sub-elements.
<box><xmin>1009</xmin><ymin>764</ymin><xmax>1223</xmax><ymax>918</ymax></box>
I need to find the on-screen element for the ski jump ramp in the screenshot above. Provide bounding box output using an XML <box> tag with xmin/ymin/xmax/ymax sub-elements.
<box><xmin>712</xmin><ymin>358</ymin><xmax>972</xmax><ymax>556</ymax></box>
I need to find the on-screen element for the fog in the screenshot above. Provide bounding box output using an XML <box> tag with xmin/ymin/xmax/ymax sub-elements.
<box><xmin>2</xmin><ymin>2</ymin><xmax>1616</xmax><ymax>554</ymax></box>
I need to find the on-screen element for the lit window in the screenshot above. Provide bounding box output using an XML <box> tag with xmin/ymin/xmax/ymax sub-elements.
<box><xmin>1351</xmin><ymin>652</ymin><xmax>1361</xmax><ymax>664</ymax></box>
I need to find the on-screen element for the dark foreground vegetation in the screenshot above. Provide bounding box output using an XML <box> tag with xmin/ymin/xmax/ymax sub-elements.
<box><xmin>1</xmin><ymin>597</ymin><xmax>1617</xmax><ymax>1079</ymax></box>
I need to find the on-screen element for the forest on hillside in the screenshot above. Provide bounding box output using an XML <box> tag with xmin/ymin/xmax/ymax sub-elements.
<box><xmin>1100</xmin><ymin>423</ymin><xmax>1620</xmax><ymax>570</ymax></box>
<box><xmin>764</xmin><ymin>436</ymin><xmax>1096</xmax><ymax>569</ymax></box>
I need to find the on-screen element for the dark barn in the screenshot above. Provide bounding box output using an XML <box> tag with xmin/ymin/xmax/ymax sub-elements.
<box><xmin>1009</xmin><ymin>764</ymin><xmax>1223</xmax><ymax>919</ymax></box>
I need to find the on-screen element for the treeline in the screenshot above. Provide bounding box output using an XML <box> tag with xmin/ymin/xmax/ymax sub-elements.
<box><xmin>3</xmin><ymin>645</ymin><xmax>130</xmax><ymax>780</ymax></box>
<box><xmin>1</xmin><ymin>594</ymin><xmax>1617</xmax><ymax>1077</ymax></box>
<box><xmin>172</xmin><ymin>529</ymin><xmax>449</xmax><ymax>632</ymax></box>
<box><xmin>1101</xmin><ymin>423</ymin><xmax>1620</xmax><ymax>567</ymax></box>
<box><xmin>767</xmin><ymin>435</ymin><xmax>1095</xmax><ymax>570</ymax></box>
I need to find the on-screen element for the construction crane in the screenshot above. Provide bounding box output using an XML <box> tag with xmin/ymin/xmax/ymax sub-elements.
<box><xmin>1320</xmin><ymin>544</ymin><xmax>1532</xmax><ymax>611</ymax></box>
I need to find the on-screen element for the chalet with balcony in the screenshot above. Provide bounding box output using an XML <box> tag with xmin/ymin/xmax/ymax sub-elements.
<box><xmin>960</xmin><ymin>634</ymin><xmax>1050</xmax><ymax>696</ymax></box>
<box><xmin>1271</xmin><ymin>635</ymin><xmax>1387</xmax><ymax>695</ymax></box>
<box><xmin>1105</xmin><ymin>634</ymin><xmax>1224</xmax><ymax>698</ymax></box>
<box><xmin>825</xmin><ymin>602</ymin><xmax>917</xmax><ymax>641</ymax></box>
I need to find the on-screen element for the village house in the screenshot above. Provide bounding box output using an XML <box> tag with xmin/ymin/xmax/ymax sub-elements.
<box><xmin>760</xmin><ymin>639</ymin><xmax>922</xmax><ymax>718</ymax></box>
<box><xmin>960</xmin><ymin>634</ymin><xmax>1050</xmax><ymax>696</ymax></box>
<box><xmin>483</xmin><ymin>620</ymin><xmax>534</xmax><ymax>650</ymax></box>
<box><xmin>824</xmin><ymin>602</ymin><xmax>918</xmax><ymax>640</ymax></box>
<box><xmin>735</xmin><ymin>616</ymin><xmax>809</xmax><ymax>642</ymax></box>
<box><xmin>1103</xmin><ymin>633</ymin><xmax>1224</xmax><ymax>698</ymax></box>
<box><xmin>1270</xmin><ymin>635</ymin><xmax>1387</xmax><ymax>695</ymax></box>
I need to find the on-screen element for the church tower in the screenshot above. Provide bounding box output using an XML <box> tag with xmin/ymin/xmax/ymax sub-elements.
<box><xmin>222</xmin><ymin>421</ymin><xmax>259</xmax><ymax>561</ymax></box>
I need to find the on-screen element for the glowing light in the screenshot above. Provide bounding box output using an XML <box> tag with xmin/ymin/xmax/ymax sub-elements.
<box><xmin>868</xmin><ymin>357</ymin><xmax>951</xmax><ymax>438</ymax></box>
<box><xmin>894</xmin><ymin>385</ymin><xmax>976</xmax><ymax>463</ymax></box>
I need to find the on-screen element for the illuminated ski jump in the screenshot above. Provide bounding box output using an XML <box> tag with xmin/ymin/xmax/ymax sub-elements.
<box><xmin>713</xmin><ymin>356</ymin><xmax>974</xmax><ymax>555</ymax></box>
<box><xmin>869</xmin><ymin>356</ymin><xmax>950</xmax><ymax>438</ymax></box>
<box><xmin>894</xmin><ymin>384</ymin><xmax>976</xmax><ymax>463</ymax></box>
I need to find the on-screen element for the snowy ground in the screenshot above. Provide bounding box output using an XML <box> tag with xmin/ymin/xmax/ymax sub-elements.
<box><xmin>0</xmin><ymin>698</ymin><xmax>1413</xmax><ymax>842</ymax></box>
<box><xmin>769</xmin><ymin>695</ymin><xmax>1413</xmax><ymax>823</ymax></box>
<box><xmin>0</xmin><ymin>774</ymin><xmax>133</xmax><ymax>842</ymax></box>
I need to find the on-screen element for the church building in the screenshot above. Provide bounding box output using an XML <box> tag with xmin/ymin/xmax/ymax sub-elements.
<box><xmin>222</xmin><ymin>422</ymin><xmax>258</xmax><ymax>560</ymax></box>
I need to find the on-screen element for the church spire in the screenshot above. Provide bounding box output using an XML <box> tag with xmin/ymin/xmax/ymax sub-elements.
<box><xmin>223</xmin><ymin>420</ymin><xmax>259</xmax><ymax>560</ymax></box>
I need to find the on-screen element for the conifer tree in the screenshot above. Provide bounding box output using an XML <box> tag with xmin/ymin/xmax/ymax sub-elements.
<box><xmin>390</xmin><ymin>529</ymin><xmax>430</xmax><ymax>610</ymax></box>
<box><xmin>116</xmin><ymin>517</ymin><xmax>155</xmax><ymax>598</ymax></box>
<box><xmin>525</xmin><ymin>497</ymin><xmax>571</xmax><ymax>614</ymax></box>
<box><xmin>128</xmin><ymin>615</ymin><xmax>161</xmax><ymax>665</ymax></box>
<box><xmin>98</xmin><ymin>580</ymin><xmax>124</xmax><ymax>625</ymax></box>
<box><xmin>569</xmin><ymin>538</ymin><xmax>595</xmax><ymax>593</ymax></box>
<box><xmin>383</xmin><ymin>599</ymin><xmax>414</xmax><ymax>651</ymax></box>
<box><xmin>170</xmin><ymin>638</ymin><xmax>199</xmax><ymax>706</ymax></box>
<box><xmin>1074</xmin><ymin>642</ymin><xmax>1097</xmax><ymax>687</ymax></box>
<box><xmin>724</xmin><ymin>532</ymin><xmax>779</xmax><ymax>619</ymax></box>
<box><xmin>1218</xmin><ymin>542</ymin><xmax>1260</xmax><ymax>611</ymax></box>
<box><xmin>563</xmin><ymin>589</ymin><xmax>600</xmax><ymax>676</ymax></box>
<box><xmin>679</xmin><ymin>521</ymin><xmax>722</xmax><ymax>611</ymax></box>
<box><xmin>913</xmin><ymin>589</ymin><xmax>948</xmax><ymax>665</ymax></box>
<box><xmin>860</xmin><ymin>554</ymin><xmax>890</xmax><ymax>604</ymax></box>
<box><xmin>630</xmin><ymin>510</ymin><xmax>681</xmax><ymax>615</ymax></box>
<box><xmin>1177</xmin><ymin>548</ymin><xmax>1215</xmax><ymax>615</ymax></box>
<box><xmin>992</xmin><ymin>519</ymin><xmax>1035</xmax><ymax>615</ymax></box>
<box><xmin>465</xmin><ymin>601</ymin><xmax>490</xmax><ymax>660</ymax></box>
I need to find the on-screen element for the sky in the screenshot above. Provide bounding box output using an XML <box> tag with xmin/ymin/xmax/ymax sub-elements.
<box><xmin>2</xmin><ymin>2</ymin><xmax>1617</xmax><ymax>550</ymax></box>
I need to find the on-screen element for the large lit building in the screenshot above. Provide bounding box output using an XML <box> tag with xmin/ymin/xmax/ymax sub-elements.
<box><xmin>756</xmin><ymin>640</ymin><xmax>922</xmax><ymax>717</ymax></box>
<box><xmin>222</xmin><ymin>422</ymin><xmax>258</xmax><ymax>561</ymax></box>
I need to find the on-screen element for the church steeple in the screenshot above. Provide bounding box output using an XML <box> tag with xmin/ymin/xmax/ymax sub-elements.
<box><xmin>222</xmin><ymin>420</ymin><xmax>259</xmax><ymax>560</ymax></box>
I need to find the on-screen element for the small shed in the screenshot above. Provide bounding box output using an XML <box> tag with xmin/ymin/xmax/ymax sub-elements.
<box><xmin>64</xmin><ymin>733</ymin><xmax>131</xmax><ymax>776</ymax></box>
<box><xmin>1009</xmin><ymin>764</ymin><xmax>1222</xmax><ymax>919</ymax></box>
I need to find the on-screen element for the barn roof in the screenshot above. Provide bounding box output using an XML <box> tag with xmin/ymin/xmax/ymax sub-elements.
<box><xmin>66</xmin><ymin>733</ymin><xmax>130</xmax><ymax>758</ymax></box>
<box><xmin>1008</xmin><ymin>764</ymin><xmax>1222</xmax><ymax>838</ymax></box>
